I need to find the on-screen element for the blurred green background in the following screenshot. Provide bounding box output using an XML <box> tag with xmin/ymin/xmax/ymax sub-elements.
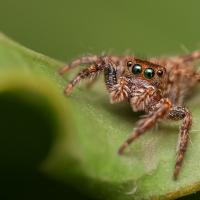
<box><xmin>0</xmin><ymin>0</ymin><xmax>200</xmax><ymax>199</ymax></box>
<box><xmin>1</xmin><ymin>0</ymin><xmax>200</xmax><ymax>61</ymax></box>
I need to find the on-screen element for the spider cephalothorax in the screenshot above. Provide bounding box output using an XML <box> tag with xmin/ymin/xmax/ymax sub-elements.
<box><xmin>59</xmin><ymin>51</ymin><xmax>200</xmax><ymax>180</ymax></box>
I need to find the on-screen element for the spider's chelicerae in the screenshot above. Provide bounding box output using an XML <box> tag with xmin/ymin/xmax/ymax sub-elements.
<box><xmin>59</xmin><ymin>51</ymin><xmax>200</xmax><ymax>180</ymax></box>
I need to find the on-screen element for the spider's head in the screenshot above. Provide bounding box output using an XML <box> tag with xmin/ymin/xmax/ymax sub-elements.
<box><xmin>121</xmin><ymin>58</ymin><xmax>167</xmax><ymax>111</ymax></box>
<box><xmin>124</xmin><ymin>58</ymin><xmax>167</xmax><ymax>90</ymax></box>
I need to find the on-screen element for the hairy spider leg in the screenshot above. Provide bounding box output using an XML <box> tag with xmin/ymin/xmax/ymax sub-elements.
<box><xmin>176</xmin><ymin>50</ymin><xmax>200</xmax><ymax>63</ymax></box>
<box><xmin>172</xmin><ymin>50</ymin><xmax>200</xmax><ymax>82</ymax></box>
<box><xmin>118</xmin><ymin>98</ymin><xmax>172</xmax><ymax>154</ymax></box>
<box><xmin>168</xmin><ymin>106</ymin><xmax>192</xmax><ymax>180</ymax></box>
<box><xmin>61</xmin><ymin>55</ymin><xmax>130</xmax><ymax>96</ymax></box>
<box><xmin>104</xmin><ymin>63</ymin><xmax>131</xmax><ymax>103</ymax></box>
<box><xmin>59</xmin><ymin>55</ymin><xmax>101</xmax><ymax>75</ymax></box>
<box><xmin>63</xmin><ymin>64</ymin><xmax>104</xmax><ymax>95</ymax></box>
<box><xmin>59</xmin><ymin>55</ymin><xmax>124</xmax><ymax>75</ymax></box>
<box><xmin>104</xmin><ymin>63</ymin><xmax>118</xmax><ymax>89</ymax></box>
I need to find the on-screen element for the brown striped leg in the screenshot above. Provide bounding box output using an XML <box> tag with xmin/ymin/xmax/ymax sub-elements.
<box><xmin>168</xmin><ymin>106</ymin><xmax>192</xmax><ymax>180</ymax></box>
<box><xmin>62</xmin><ymin>56</ymin><xmax>125</xmax><ymax>96</ymax></box>
<box><xmin>58</xmin><ymin>55</ymin><xmax>123</xmax><ymax>75</ymax></box>
<box><xmin>162</xmin><ymin>50</ymin><xmax>200</xmax><ymax>64</ymax></box>
<box><xmin>118</xmin><ymin>98</ymin><xmax>172</xmax><ymax>154</ymax></box>
<box><xmin>64</xmin><ymin>65</ymin><xmax>102</xmax><ymax>95</ymax></box>
<box><xmin>176</xmin><ymin>50</ymin><xmax>200</xmax><ymax>63</ymax></box>
<box><xmin>59</xmin><ymin>55</ymin><xmax>101</xmax><ymax>75</ymax></box>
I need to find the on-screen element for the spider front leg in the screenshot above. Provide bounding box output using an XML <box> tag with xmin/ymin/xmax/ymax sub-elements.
<box><xmin>63</xmin><ymin>64</ymin><xmax>102</xmax><ymax>95</ymax></box>
<box><xmin>59</xmin><ymin>55</ymin><xmax>100</xmax><ymax>75</ymax></box>
<box><xmin>59</xmin><ymin>55</ymin><xmax>124</xmax><ymax>95</ymax></box>
<box><xmin>118</xmin><ymin>98</ymin><xmax>172</xmax><ymax>154</ymax></box>
<box><xmin>168</xmin><ymin>106</ymin><xmax>192</xmax><ymax>180</ymax></box>
<box><xmin>104</xmin><ymin>63</ymin><xmax>131</xmax><ymax>103</ymax></box>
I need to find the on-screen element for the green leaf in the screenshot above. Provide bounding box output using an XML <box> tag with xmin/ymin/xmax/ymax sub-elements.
<box><xmin>0</xmin><ymin>32</ymin><xmax>200</xmax><ymax>200</ymax></box>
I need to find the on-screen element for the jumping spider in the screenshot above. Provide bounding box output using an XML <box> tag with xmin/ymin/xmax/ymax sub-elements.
<box><xmin>59</xmin><ymin>51</ymin><xmax>200</xmax><ymax>180</ymax></box>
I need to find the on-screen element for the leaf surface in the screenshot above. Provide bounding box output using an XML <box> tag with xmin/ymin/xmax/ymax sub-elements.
<box><xmin>0</xmin><ymin>32</ymin><xmax>200</xmax><ymax>200</ymax></box>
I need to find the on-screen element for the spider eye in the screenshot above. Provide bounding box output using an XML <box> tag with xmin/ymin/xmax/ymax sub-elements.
<box><xmin>127</xmin><ymin>61</ymin><xmax>132</xmax><ymax>67</ymax></box>
<box><xmin>132</xmin><ymin>64</ymin><xmax>142</xmax><ymax>74</ymax></box>
<box><xmin>157</xmin><ymin>69</ymin><xmax>163</xmax><ymax>77</ymax></box>
<box><xmin>144</xmin><ymin>68</ymin><xmax>155</xmax><ymax>79</ymax></box>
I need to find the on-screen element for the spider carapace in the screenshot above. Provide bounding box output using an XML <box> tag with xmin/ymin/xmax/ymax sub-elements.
<box><xmin>59</xmin><ymin>51</ymin><xmax>200</xmax><ymax>180</ymax></box>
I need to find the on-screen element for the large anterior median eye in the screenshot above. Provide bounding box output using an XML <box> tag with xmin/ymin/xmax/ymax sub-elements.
<box><xmin>132</xmin><ymin>64</ymin><xmax>142</xmax><ymax>74</ymax></box>
<box><xmin>144</xmin><ymin>68</ymin><xmax>155</xmax><ymax>79</ymax></box>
